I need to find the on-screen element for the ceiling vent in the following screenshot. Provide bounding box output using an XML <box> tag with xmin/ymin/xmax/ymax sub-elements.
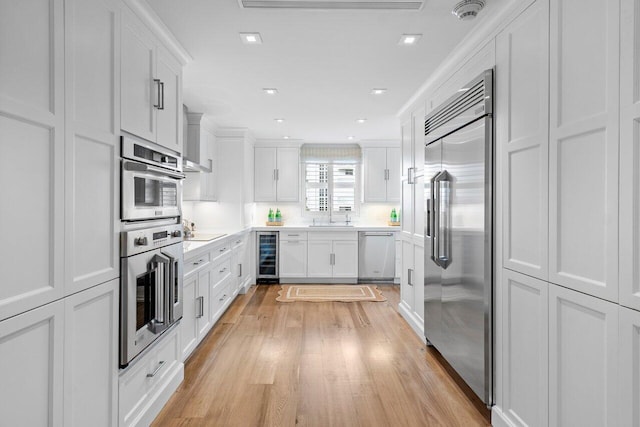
<box><xmin>451</xmin><ymin>0</ymin><xmax>485</xmax><ymax>20</ymax></box>
<box><xmin>239</xmin><ymin>0</ymin><xmax>424</xmax><ymax>10</ymax></box>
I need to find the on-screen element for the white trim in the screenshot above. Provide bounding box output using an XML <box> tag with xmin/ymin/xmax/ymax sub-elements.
<box><xmin>398</xmin><ymin>302</ymin><xmax>426</xmax><ymax>343</ymax></box>
<box><xmin>491</xmin><ymin>406</ymin><xmax>518</xmax><ymax>427</ymax></box>
<box><xmin>123</xmin><ymin>0</ymin><xmax>193</xmax><ymax>65</ymax></box>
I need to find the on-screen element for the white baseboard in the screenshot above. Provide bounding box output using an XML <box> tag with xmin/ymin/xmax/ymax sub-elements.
<box><xmin>398</xmin><ymin>302</ymin><xmax>426</xmax><ymax>344</ymax></box>
<box><xmin>491</xmin><ymin>406</ymin><xmax>517</xmax><ymax>427</ymax></box>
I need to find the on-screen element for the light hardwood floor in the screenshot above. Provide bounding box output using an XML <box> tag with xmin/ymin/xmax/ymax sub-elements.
<box><xmin>153</xmin><ymin>284</ymin><xmax>491</xmax><ymax>426</ymax></box>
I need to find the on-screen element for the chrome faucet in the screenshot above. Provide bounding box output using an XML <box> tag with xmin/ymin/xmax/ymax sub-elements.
<box><xmin>345</xmin><ymin>214</ymin><xmax>351</xmax><ymax>225</ymax></box>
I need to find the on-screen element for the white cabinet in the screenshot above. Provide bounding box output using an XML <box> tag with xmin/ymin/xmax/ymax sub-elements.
<box><xmin>363</xmin><ymin>147</ymin><xmax>401</xmax><ymax>202</ymax></box>
<box><xmin>619</xmin><ymin>0</ymin><xmax>640</xmax><ymax>311</ymax></box>
<box><xmin>280</xmin><ymin>232</ymin><xmax>308</xmax><ymax>278</ymax></box>
<box><xmin>497</xmin><ymin>0</ymin><xmax>549</xmax><ymax>282</ymax></box>
<box><xmin>0</xmin><ymin>0</ymin><xmax>66</xmax><ymax>321</ymax></box>
<box><xmin>64</xmin><ymin>279</ymin><xmax>119</xmax><ymax>427</ymax></box>
<box><xmin>231</xmin><ymin>232</ymin><xmax>252</xmax><ymax>295</ymax></box>
<box><xmin>619</xmin><ymin>306</ymin><xmax>640</xmax><ymax>427</ymax></box>
<box><xmin>184</xmin><ymin>113</ymin><xmax>217</xmax><ymax>201</ymax></box>
<box><xmin>64</xmin><ymin>0</ymin><xmax>120</xmax><ymax>296</ymax></box>
<box><xmin>548</xmin><ymin>0</ymin><xmax>620</xmax><ymax>302</ymax></box>
<box><xmin>307</xmin><ymin>232</ymin><xmax>358</xmax><ymax>279</ymax></box>
<box><xmin>401</xmin><ymin>241</ymin><xmax>415</xmax><ymax>311</ymax></box>
<box><xmin>0</xmin><ymin>300</ymin><xmax>64</xmax><ymax>426</ymax></box>
<box><xmin>181</xmin><ymin>252</ymin><xmax>213</xmax><ymax>361</ymax></box>
<box><xmin>121</xmin><ymin>7</ymin><xmax>182</xmax><ymax>154</ymax></box>
<box><xmin>500</xmin><ymin>269</ymin><xmax>548</xmax><ymax>427</ymax></box>
<box><xmin>254</xmin><ymin>147</ymin><xmax>299</xmax><ymax>202</ymax></box>
<box><xmin>548</xmin><ymin>284</ymin><xmax>618</xmax><ymax>427</ymax></box>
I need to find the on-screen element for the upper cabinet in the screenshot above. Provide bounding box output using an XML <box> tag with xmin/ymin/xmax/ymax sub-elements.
<box><xmin>121</xmin><ymin>7</ymin><xmax>182</xmax><ymax>154</ymax></box>
<box><xmin>497</xmin><ymin>0</ymin><xmax>549</xmax><ymax>281</ymax></box>
<box><xmin>0</xmin><ymin>0</ymin><xmax>66</xmax><ymax>320</ymax></box>
<box><xmin>363</xmin><ymin>147</ymin><xmax>400</xmax><ymax>203</ymax></box>
<box><xmin>548</xmin><ymin>0</ymin><xmax>620</xmax><ymax>303</ymax></box>
<box><xmin>254</xmin><ymin>147</ymin><xmax>299</xmax><ymax>202</ymax></box>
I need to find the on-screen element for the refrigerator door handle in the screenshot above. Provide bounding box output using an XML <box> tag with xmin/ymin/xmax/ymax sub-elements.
<box><xmin>430</xmin><ymin>171</ymin><xmax>443</xmax><ymax>268</ymax></box>
<box><xmin>435</xmin><ymin>170</ymin><xmax>451</xmax><ymax>269</ymax></box>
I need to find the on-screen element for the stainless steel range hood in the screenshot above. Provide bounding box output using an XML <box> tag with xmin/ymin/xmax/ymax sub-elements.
<box><xmin>183</xmin><ymin>158</ymin><xmax>211</xmax><ymax>173</ymax></box>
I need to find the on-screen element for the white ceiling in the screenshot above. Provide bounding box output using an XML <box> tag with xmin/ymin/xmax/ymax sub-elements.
<box><xmin>147</xmin><ymin>0</ymin><xmax>508</xmax><ymax>142</ymax></box>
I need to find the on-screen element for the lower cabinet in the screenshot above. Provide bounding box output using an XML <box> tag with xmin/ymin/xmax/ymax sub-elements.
<box><xmin>0</xmin><ymin>279</ymin><xmax>118</xmax><ymax>427</ymax></box>
<box><xmin>281</xmin><ymin>239</ymin><xmax>308</xmax><ymax>277</ymax></box>
<box><xmin>231</xmin><ymin>232</ymin><xmax>252</xmax><ymax>294</ymax></box>
<box><xmin>399</xmin><ymin>238</ymin><xmax>424</xmax><ymax>337</ymax></box>
<box><xmin>306</xmin><ymin>232</ymin><xmax>358</xmax><ymax>279</ymax></box>
<box><xmin>548</xmin><ymin>284</ymin><xmax>619</xmax><ymax>427</ymax></box>
<box><xmin>118</xmin><ymin>325</ymin><xmax>183</xmax><ymax>427</ymax></box>
<box><xmin>620</xmin><ymin>306</ymin><xmax>640</xmax><ymax>427</ymax></box>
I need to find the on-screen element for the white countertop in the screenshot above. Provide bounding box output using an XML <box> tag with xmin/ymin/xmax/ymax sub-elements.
<box><xmin>182</xmin><ymin>224</ymin><xmax>400</xmax><ymax>257</ymax></box>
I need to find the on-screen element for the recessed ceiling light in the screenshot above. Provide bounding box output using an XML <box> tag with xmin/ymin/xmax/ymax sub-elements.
<box><xmin>240</xmin><ymin>32</ymin><xmax>263</xmax><ymax>44</ymax></box>
<box><xmin>356</xmin><ymin>118</ymin><xmax>367</xmax><ymax>123</ymax></box>
<box><xmin>274</xmin><ymin>118</ymin><xmax>285</xmax><ymax>123</ymax></box>
<box><xmin>371</xmin><ymin>88</ymin><xmax>387</xmax><ymax>95</ymax></box>
<box><xmin>347</xmin><ymin>136</ymin><xmax>355</xmax><ymax>140</ymax></box>
<box><xmin>263</xmin><ymin>88</ymin><xmax>278</xmax><ymax>95</ymax></box>
<box><xmin>283</xmin><ymin>136</ymin><xmax>290</xmax><ymax>139</ymax></box>
<box><xmin>399</xmin><ymin>34</ymin><xmax>422</xmax><ymax>45</ymax></box>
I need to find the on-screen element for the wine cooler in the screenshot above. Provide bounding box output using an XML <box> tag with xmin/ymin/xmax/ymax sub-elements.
<box><xmin>256</xmin><ymin>231</ymin><xmax>279</xmax><ymax>283</ymax></box>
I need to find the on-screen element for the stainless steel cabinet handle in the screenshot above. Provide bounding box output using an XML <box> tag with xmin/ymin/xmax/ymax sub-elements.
<box><xmin>159</xmin><ymin>81</ymin><xmax>165</xmax><ymax>110</ymax></box>
<box><xmin>288</xmin><ymin>234</ymin><xmax>299</xmax><ymax>237</ymax></box>
<box><xmin>219</xmin><ymin>294</ymin><xmax>227</xmax><ymax>302</ymax></box>
<box><xmin>238</xmin><ymin>264</ymin><xmax>242</xmax><ymax>278</ymax></box>
<box><xmin>153</xmin><ymin>79</ymin><xmax>161</xmax><ymax>109</ymax></box>
<box><xmin>147</xmin><ymin>360</ymin><xmax>165</xmax><ymax>378</ymax></box>
<box><xmin>219</xmin><ymin>267</ymin><xmax>227</xmax><ymax>273</ymax></box>
<box><xmin>408</xmin><ymin>268</ymin><xmax>413</xmax><ymax>286</ymax></box>
<box><xmin>219</xmin><ymin>247</ymin><xmax>226</xmax><ymax>252</ymax></box>
<box><xmin>196</xmin><ymin>296</ymin><xmax>204</xmax><ymax>318</ymax></box>
<box><xmin>276</xmin><ymin>169</ymin><xmax>279</xmax><ymax>180</ymax></box>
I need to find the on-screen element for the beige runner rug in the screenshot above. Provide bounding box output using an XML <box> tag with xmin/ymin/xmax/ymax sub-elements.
<box><xmin>276</xmin><ymin>284</ymin><xmax>387</xmax><ymax>303</ymax></box>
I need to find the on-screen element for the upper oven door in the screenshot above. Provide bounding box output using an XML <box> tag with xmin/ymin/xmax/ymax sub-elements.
<box><xmin>121</xmin><ymin>134</ymin><xmax>182</xmax><ymax>172</ymax></box>
<box><xmin>121</xmin><ymin>160</ymin><xmax>183</xmax><ymax>221</ymax></box>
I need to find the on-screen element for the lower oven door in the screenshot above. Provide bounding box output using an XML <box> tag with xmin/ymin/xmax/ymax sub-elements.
<box><xmin>121</xmin><ymin>160</ymin><xmax>183</xmax><ymax>221</ymax></box>
<box><xmin>120</xmin><ymin>243</ymin><xmax>183</xmax><ymax>366</ymax></box>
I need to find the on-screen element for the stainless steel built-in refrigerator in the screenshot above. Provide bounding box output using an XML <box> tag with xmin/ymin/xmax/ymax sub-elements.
<box><xmin>423</xmin><ymin>69</ymin><xmax>493</xmax><ymax>406</ymax></box>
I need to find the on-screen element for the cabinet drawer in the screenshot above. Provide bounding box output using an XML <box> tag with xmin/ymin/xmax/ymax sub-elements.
<box><xmin>211</xmin><ymin>258</ymin><xmax>232</xmax><ymax>290</ymax></box>
<box><xmin>211</xmin><ymin>281</ymin><xmax>233</xmax><ymax>321</ymax></box>
<box><xmin>210</xmin><ymin>241</ymin><xmax>232</xmax><ymax>263</ymax></box>
<box><xmin>119</xmin><ymin>326</ymin><xmax>180</xmax><ymax>426</ymax></box>
<box><xmin>281</xmin><ymin>231</ymin><xmax>308</xmax><ymax>241</ymax></box>
<box><xmin>184</xmin><ymin>253</ymin><xmax>210</xmax><ymax>277</ymax></box>
<box><xmin>308</xmin><ymin>231</ymin><xmax>357</xmax><ymax>241</ymax></box>
<box><xmin>231</xmin><ymin>234</ymin><xmax>248</xmax><ymax>249</ymax></box>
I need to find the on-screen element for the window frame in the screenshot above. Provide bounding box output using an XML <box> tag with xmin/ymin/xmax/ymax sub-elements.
<box><xmin>303</xmin><ymin>161</ymin><xmax>360</xmax><ymax>218</ymax></box>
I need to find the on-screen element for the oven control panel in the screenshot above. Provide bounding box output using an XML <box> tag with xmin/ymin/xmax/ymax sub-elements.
<box><xmin>121</xmin><ymin>223</ymin><xmax>183</xmax><ymax>257</ymax></box>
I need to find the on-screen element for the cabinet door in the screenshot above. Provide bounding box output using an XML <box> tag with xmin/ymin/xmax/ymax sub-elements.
<box><xmin>198</xmin><ymin>269</ymin><xmax>213</xmax><ymax>339</ymax></box>
<box><xmin>0</xmin><ymin>300</ymin><xmax>64</xmax><ymax>426</ymax></box>
<box><xmin>401</xmin><ymin>181</ymin><xmax>413</xmax><ymax>237</ymax></box>
<box><xmin>65</xmin><ymin>0</ymin><xmax>120</xmax><ymax>295</ymax></box>
<box><xmin>332</xmin><ymin>240</ymin><xmax>358</xmax><ymax>278</ymax></box>
<box><xmin>276</xmin><ymin>147</ymin><xmax>299</xmax><ymax>202</ymax></box>
<box><xmin>620</xmin><ymin>0</ymin><xmax>640</xmax><ymax>311</ymax></box>
<box><xmin>549</xmin><ymin>284</ymin><xmax>618</xmax><ymax>427</ymax></box>
<box><xmin>307</xmin><ymin>241</ymin><xmax>332</xmax><ymax>277</ymax></box>
<box><xmin>413</xmin><ymin>244</ymin><xmax>424</xmax><ymax>322</ymax></box>
<box><xmin>386</xmin><ymin>147</ymin><xmax>401</xmax><ymax>202</ymax></box>
<box><xmin>401</xmin><ymin>120</ymin><xmax>413</xmax><ymax>176</ymax></box>
<box><xmin>64</xmin><ymin>279</ymin><xmax>118</xmax><ymax>427</ymax></box>
<box><xmin>254</xmin><ymin>147</ymin><xmax>277</xmax><ymax>201</ymax></box>
<box><xmin>181</xmin><ymin>274</ymin><xmax>198</xmax><ymax>361</ymax></box>
<box><xmin>401</xmin><ymin>240</ymin><xmax>415</xmax><ymax>310</ymax></box>
<box><xmin>501</xmin><ymin>269</ymin><xmax>548</xmax><ymax>427</ymax></box>
<box><xmin>548</xmin><ymin>0</ymin><xmax>620</xmax><ymax>302</ymax></box>
<box><xmin>121</xmin><ymin>9</ymin><xmax>156</xmax><ymax>142</ymax></box>
<box><xmin>156</xmin><ymin>46</ymin><xmax>182</xmax><ymax>154</ymax></box>
<box><xmin>619</xmin><ymin>306</ymin><xmax>640</xmax><ymax>427</ymax></box>
<box><xmin>280</xmin><ymin>240</ymin><xmax>308</xmax><ymax>277</ymax></box>
<box><xmin>202</xmin><ymin>130</ymin><xmax>217</xmax><ymax>201</ymax></box>
<box><xmin>497</xmin><ymin>0</ymin><xmax>549</xmax><ymax>281</ymax></box>
<box><xmin>412</xmin><ymin>175</ymin><xmax>425</xmax><ymax>239</ymax></box>
<box><xmin>0</xmin><ymin>0</ymin><xmax>65</xmax><ymax>320</ymax></box>
<box><xmin>363</xmin><ymin>147</ymin><xmax>388</xmax><ymax>202</ymax></box>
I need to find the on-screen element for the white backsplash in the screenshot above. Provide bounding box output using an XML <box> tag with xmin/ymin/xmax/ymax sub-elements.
<box><xmin>252</xmin><ymin>202</ymin><xmax>399</xmax><ymax>226</ymax></box>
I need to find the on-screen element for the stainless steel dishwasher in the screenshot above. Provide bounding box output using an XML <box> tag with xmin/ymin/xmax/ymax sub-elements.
<box><xmin>358</xmin><ymin>231</ymin><xmax>395</xmax><ymax>282</ymax></box>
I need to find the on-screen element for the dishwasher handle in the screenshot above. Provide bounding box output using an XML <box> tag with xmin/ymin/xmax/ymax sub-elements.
<box><xmin>361</xmin><ymin>232</ymin><xmax>394</xmax><ymax>236</ymax></box>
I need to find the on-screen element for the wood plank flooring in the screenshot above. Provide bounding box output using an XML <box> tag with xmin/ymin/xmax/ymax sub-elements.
<box><xmin>152</xmin><ymin>284</ymin><xmax>491</xmax><ymax>427</ymax></box>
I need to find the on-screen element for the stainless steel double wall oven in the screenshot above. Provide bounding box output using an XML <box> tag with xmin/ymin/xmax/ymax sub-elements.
<box><xmin>119</xmin><ymin>134</ymin><xmax>185</xmax><ymax>367</ymax></box>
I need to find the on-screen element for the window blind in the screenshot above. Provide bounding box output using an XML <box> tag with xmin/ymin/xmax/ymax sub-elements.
<box><xmin>300</xmin><ymin>143</ymin><xmax>362</xmax><ymax>164</ymax></box>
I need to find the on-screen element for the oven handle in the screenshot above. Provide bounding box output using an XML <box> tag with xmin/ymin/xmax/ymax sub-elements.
<box><xmin>123</xmin><ymin>160</ymin><xmax>185</xmax><ymax>180</ymax></box>
<box><xmin>161</xmin><ymin>250</ymin><xmax>181</xmax><ymax>323</ymax></box>
<box><xmin>150</xmin><ymin>253</ymin><xmax>171</xmax><ymax>328</ymax></box>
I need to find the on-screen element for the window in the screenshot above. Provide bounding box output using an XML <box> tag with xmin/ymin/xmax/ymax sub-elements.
<box><xmin>305</xmin><ymin>163</ymin><xmax>358</xmax><ymax>214</ymax></box>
